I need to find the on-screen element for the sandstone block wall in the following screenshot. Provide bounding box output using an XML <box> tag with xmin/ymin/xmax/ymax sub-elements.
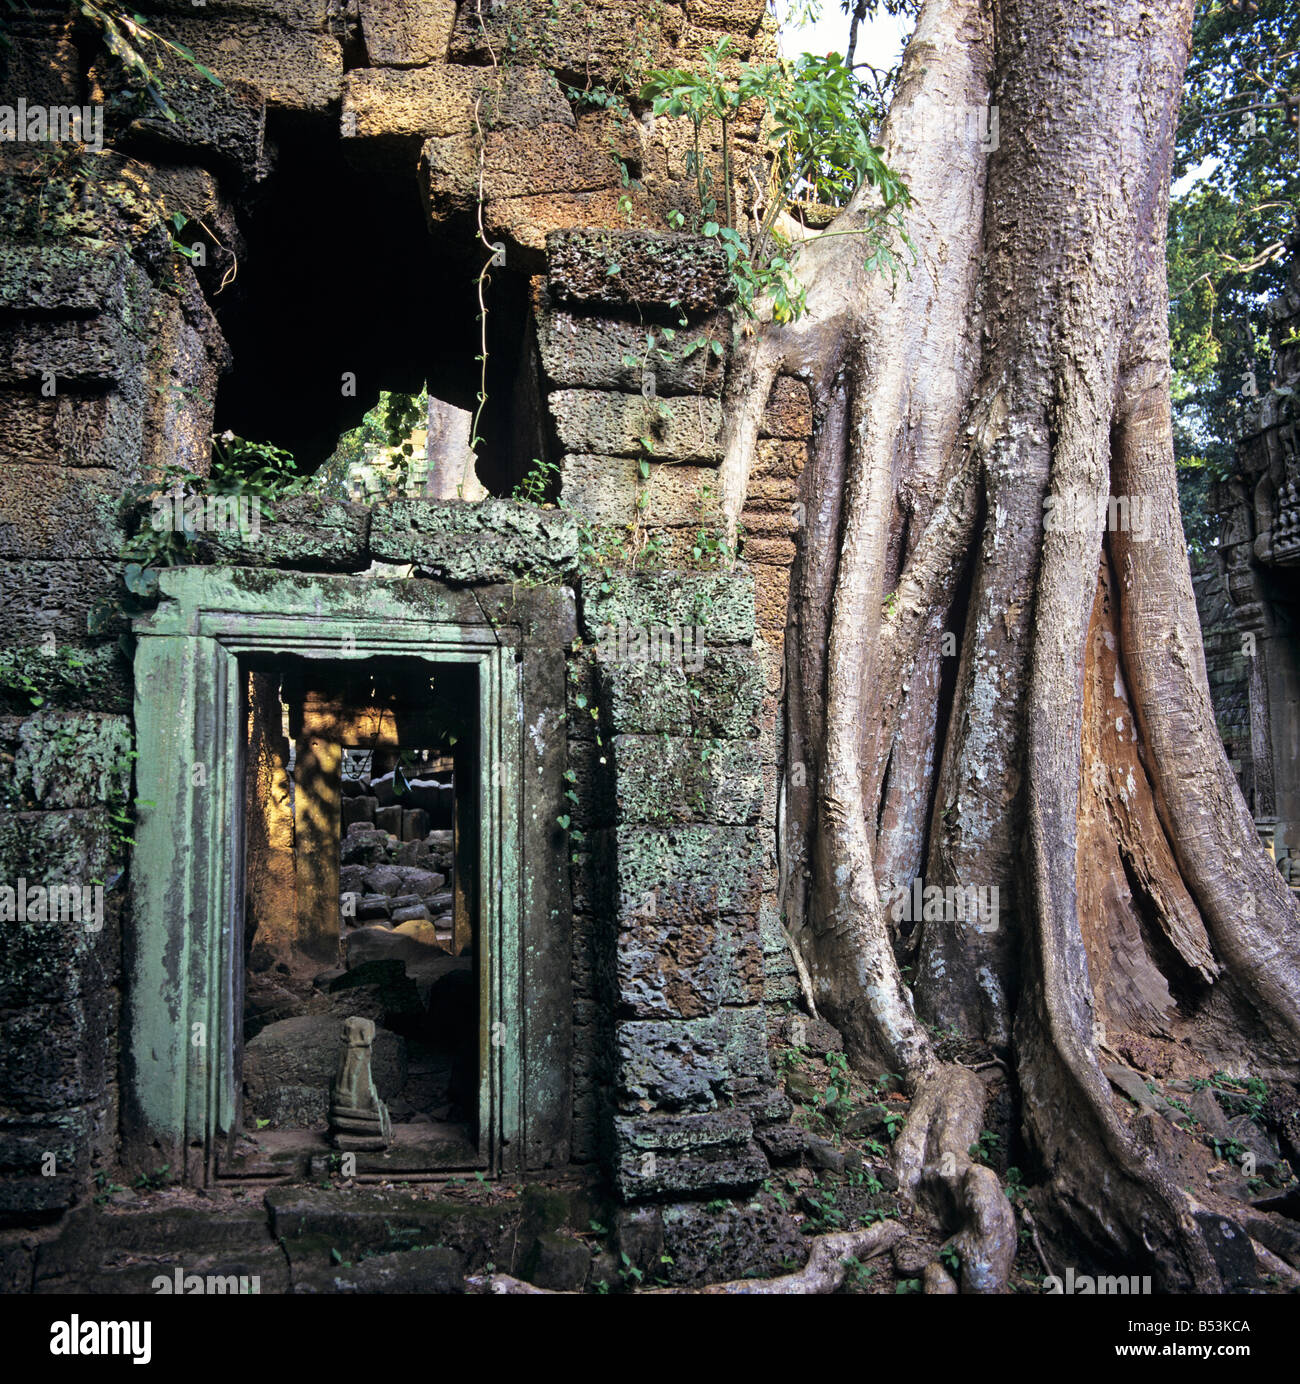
<box><xmin>533</xmin><ymin>229</ymin><xmax>808</xmax><ymax>1196</ymax></box>
<box><xmin>0</xmin><ymin>0</ymin><xmax>805</xmax><ymax>1225</ymax></box>
<box><xmin>1199</xmin><ymin>235</ymin><xmax>1300</xmax><ymax>889</ymax></box>
<box><xmin>1191</xmin><ymin>552</ymin><xmax>1253</xmax><ymax>802</ymax></box>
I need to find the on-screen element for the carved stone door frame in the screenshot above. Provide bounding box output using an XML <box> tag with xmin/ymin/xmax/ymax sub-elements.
<box><xmin>124</xmin><ymin>567</ymin><xmax>574</xmax><ymax>1184</ymax></box>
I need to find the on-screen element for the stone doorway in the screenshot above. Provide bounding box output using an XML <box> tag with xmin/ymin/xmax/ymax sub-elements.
<box><xmin>237</xmin><ymin>657</ymin><xmax>484</xmax><ymax>1174</ymax></box>
<box><xmin>125</xmin><ymin>568</ymin><xmax>575</xmax><ymax>1186</ymax></box>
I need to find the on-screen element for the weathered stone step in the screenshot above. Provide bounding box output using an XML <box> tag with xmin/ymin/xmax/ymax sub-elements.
<box><xmin>288</xmin><ymin>1243</ymin><xmax>463</xmax><ymax>1294</ymax></box>
<box><xmin>37</xmin><ymin>1246</ymin><xmax>289</xmax><ymax>1296</ymax></box>
<box><xmin>33</xmin><ymin>1204</ymin><xmax>277</xmax><ymax>1290</ymax></box>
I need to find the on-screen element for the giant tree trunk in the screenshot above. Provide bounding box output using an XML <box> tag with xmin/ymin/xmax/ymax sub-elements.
<box><xmin>723</xmin><ymin>0</ymin><xmax>1300</xmax><ymax>1290</ymax></box>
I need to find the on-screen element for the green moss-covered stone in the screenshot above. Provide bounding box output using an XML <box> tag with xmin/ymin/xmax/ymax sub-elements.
<box><xmin>117</xmin><ymin>76</ymin><xmax>268</xmax><ymax>183</ymax></box>
<box><xmin>614</xmin><ymin>823</ymin><xmax>761</xmax><ymax>918</ymax></box>
<box><xmin>192</xmin><ymin>494</ymin><xmax>371</xmax><ymax>572</ymax></box>
<box><xmin>0</xmin><ymin>1106</ymin><xmax>92</xmax><ymax>1218</ymax></box>
<box><xmin>0</xmin><ymin>712</ymin><xmax>132</xmax><ymax>810</ymax></box>
<box><xmin>611</xmin><ymin>734</ymin><xmax>761</xmax><ymax>825</ymax></box>
<box><xmin>547</xmin><ymin>229</ymin><xmax>732</xmax><ymax>313</ymax></box>
<box><xmin>0</xmin><ymin>644</ymin><xmax>131</xmax><ymax>717</ymax></box>
<box><xmin>763</xmin><ymin>971</ymin><xmax>801</xmax><ymax>1004</ymax></box>
<box><xmin>758</xmin><ymin>903</ymin><xmax>799</xmax><ymax>1006</ymax></box>
<box><xmin>549</xmin><ymin>389</ymin><xmax>721</xmax><ymax>462</ymax></box>
<box><xmin>536</xmin><ymin>292</ymin><xmax>727</xmax><ymax>395</ymax></box>
<box><xmin>369</xmin><ymin>498</ymin><xmax>577</xmax><ymax>582</ymax></box>
<box><xmin>581</xmin><ymin>569</ymin><xmax>755</xmax><ymax>645</ymax></box>
<box><xmin>0</xmin><ymin>152</ymin><xmax>169</xmax><ymax>247</ymax></box>
<box><xmin>0</xmin><ymin>245</ymin><xmax>132</xmax><ymax>313</ymax></box>
<box><xmin>715</xmin><ymin>1005</ymin><xmax>772</xmax><ymax>1084</ymax></box>
<box><xmin>0</xmin><ymin>808</ymin><xmax>119</xmax><ymax>884</ymax></box>
<box><xmin>597</xmin><ymin>646</ymin><xmax>762</xmax><ymax>738</ymax></box>
<box><xmin>611</xmin><ymin>1108</ymin><xmax>767</xmax><ymax>1199</ymax></box>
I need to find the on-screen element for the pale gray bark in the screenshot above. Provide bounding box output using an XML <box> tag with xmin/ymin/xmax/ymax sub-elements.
<box><xmin>736</xmin><ymin>0</ymin><xmax>1300</xmax><ymax>1290</ymax></box>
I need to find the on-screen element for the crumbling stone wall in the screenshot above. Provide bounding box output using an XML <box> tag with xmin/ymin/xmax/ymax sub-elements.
<box><xmin>1197</xmin><ymin>232</ymin><xmax>1300</xmax><ymax>891</ymax></box>
<box><xmin>58</xmin><ymin>0</ymin><xmax>779</xmax><ymax>266</ymax></box>
<box><xmin>534</xmin><ymin>229</ymin><xmax>805</xmax><ymax>1196</ymax></box>
<box><xmin>0</xmin><ymin>0</ymin><xmax>806</xmax><ymax>1242</ymax></box>
<box><xmin>1191</xmin><ymin>552</ymin><xmax>1253</xmax><ymax>804</ymax></box>
<box><xmin>744</xmin><ymin>376</ymin><xmax>812</xmax><ymax>1026</ymax></box>
<box><xmin>0</xmin><ymin>714</ymin><xmax>130</xmax><ymax>1222</ymax></box>
<box><xmin>0</xmin><ymin>86</ymin><xmax>224</xmax><ymax>1221</ymax></box>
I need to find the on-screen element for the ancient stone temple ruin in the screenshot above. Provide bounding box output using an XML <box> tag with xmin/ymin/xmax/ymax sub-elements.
<box><xmin>1195</xmin><ymin>233</ymin><xmax>1300</xmax><ymax>895</ymax></box>
<box><xmin>0</xmin><ymin>0</ymin><xmax>824</xmax><ymax>1290</ymax></box>
<box><xmin>3</xmin><ymin>0</ymin><xmax>1299</xmax><ymax>1312</ymax></box>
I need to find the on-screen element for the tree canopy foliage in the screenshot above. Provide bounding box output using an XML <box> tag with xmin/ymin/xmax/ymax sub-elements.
<box><xmin>1170</xmin><ymin>0</ymin><xmax>1299</xmax><ymax>550</ymax></box>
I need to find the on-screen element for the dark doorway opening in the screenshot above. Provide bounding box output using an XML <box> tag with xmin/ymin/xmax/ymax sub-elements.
<box><xmin>237</xmin><ymin>655</ymin><xmax>483</xmax><ymax>1171</ymax></box>
<box><xmin>201</xmin><ymin>108</ymin><xmax>548</xmax><ymax>497</ymax></box>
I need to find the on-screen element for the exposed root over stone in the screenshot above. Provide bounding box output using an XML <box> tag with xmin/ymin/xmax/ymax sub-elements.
<box><xmin>923</xmin><ymin>1260</ymin><xmax>959</xmax><ymax>1294</ymax></box>
<box><xmin>471</xmin><ymin>1221</ymin><xmax>904</xmax><ymax>1295</ymax></box>
<box><xmin>892</xmin><ymin>1063</ymin><xmax>1017</xmax><ymax>1293</ymax></box>
<box><xmin>1250</xmin><ymin>1241</ymin><xmax>1300</xmax><ymax>1290</ymax></box>
<box><xmin>688</xmin><ymin>1222</ymin><xmax>904</xmax><ymax>1294</ymax></box>
<box><xmin>471</xmin><ymin>1273</ymin><xmax>554</xmax><ymax>1294</ymax></box>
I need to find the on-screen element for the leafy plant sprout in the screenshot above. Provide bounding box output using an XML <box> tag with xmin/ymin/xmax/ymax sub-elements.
<box><xmin>639</xmin><ymin>39</ymin><xmax>912</xmax><ymax>322</ymax></box>
<box><xmin>77</xmin><ymin>2</ymin><xmax>223</xmax><ymax>120</ymax></box>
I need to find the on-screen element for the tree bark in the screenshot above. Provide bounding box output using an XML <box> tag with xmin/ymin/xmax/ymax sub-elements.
<box><xmin>736</xmin><ymin>0</ymin><xmax>1300</xmax><ymax>1289</ymax></box>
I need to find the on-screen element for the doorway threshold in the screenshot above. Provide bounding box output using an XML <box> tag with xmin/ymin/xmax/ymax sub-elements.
<box><xmin>219</xmin><ymin>1123</ymin><xmax>482</xmax><ymax>1181</ymax></box>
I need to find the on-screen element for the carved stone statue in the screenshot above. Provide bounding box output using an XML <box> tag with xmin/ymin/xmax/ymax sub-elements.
<box><xmin>328</xmin><ymin>1016</ymin><xmax>392</xmax><ymax>1151</ymax></box>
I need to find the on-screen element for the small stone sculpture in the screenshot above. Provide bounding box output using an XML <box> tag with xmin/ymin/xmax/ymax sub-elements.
<box><xmin>328</xmin><ymin>1015</ymin><xmax>392</xmax><ymax>1151</ymax></box>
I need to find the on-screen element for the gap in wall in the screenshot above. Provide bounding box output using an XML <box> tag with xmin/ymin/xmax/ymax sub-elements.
<box><xmin>239</xmin><ymin>654</ymin><xmax>481</xmax><ymax>1169</ymax></box>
